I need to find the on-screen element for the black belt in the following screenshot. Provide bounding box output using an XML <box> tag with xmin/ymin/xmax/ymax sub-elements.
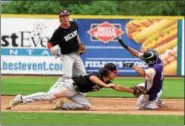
<box><xmin>72</xmin><ymin>83</ymin><xmax>79</xmax><ymax>91</ymax></box>
<box><xmin>73</xmin><ymin>82</ymin><xmax>77</xmax><ymax>86</ymax></box>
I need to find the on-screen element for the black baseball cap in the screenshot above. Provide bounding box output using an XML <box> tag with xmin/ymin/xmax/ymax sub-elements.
<box><xmin>104</xmin><ymin>63</ymin><xmax>117</xmax><ymax>71</ymax></box>
<box><xmin>59</xmin><ymin>9</ymin><xmax>70</xmax><ymax>17</ymax></box>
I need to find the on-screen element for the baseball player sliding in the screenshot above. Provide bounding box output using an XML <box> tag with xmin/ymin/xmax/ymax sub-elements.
<box><xmin>6</xmin><ymin>63</ymin><xmax>144</xmax><ymax>110</ymax></box>
<box><xmin>117</xmin><ymin>39</ymin><xmax>165</xmax><ymax>110</ymax></box>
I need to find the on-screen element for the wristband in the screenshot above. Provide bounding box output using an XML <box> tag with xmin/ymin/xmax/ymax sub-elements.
<box><xmin>47</xmin><ymin>42</ymin><xmax>53</xmax><ymax>49</ymax></box>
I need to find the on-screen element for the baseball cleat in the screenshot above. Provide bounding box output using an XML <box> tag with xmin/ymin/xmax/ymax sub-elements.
<box><xmin>7</xmin><ymin>94</ymin><xmax>23</xmax><ymax>109</ymax></box>
<box><xmin>157</xmin><ymin>100</ymin><xmax>167</xmax><ymax>108</ymax></box>
<box><xmin>51</xmin><ymin>100</ymin><xmax>64</xmax><ymax>110</ymax></box>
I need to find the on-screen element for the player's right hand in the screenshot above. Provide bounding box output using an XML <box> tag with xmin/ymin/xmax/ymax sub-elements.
<box><xmin>105</xmin><ymin>84</ymin><xmax>116</xmax><ymax>88</ymax></box>
<box><xmin>50</xmin><ymin>48</ymin><xmax>58</xmax><ymax>55</ymax></box>
<box><xmin>55</xmin><ymin>54</ymin><xmax>64</xmax><ymax>60</ymax></box>
<box><xmin>55</xmin><ymin>54</ymin><xmax>61</xmax><ymax>58</ymax></box>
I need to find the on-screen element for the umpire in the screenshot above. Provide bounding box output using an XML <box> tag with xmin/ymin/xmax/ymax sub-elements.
<box><xmin>47</xmin><ymin>9</ymin><xmax>86</xmax><ymax>77</ymax></box>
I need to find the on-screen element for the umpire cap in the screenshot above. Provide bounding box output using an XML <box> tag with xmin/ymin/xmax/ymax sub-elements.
<box><xmin>59</xmin><ymin>9</ymin><xmax>70</xmax><ymax>17</ymax></box>
<box><xmin>104</xmin><ymin>63</ymin><xmax>117</xmax><ymax>71</ymax></box>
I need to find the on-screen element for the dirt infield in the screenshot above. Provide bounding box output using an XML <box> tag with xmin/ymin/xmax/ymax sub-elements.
<box><xmin>1</xmin><ymin>96</ymin><xmax>184</xmax><ymax>115</ymax></box>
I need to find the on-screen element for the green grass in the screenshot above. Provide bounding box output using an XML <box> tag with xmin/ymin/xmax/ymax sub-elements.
<box><xmin>1</xmin><ymin>112</ymin><xmax>184</xmax><ymax>125</ymax></box>
<box><xmin>1</xmin><ymin>76</ymin><xmax>56</xmax><ymax>95</ymax></box>
<box><xmin>1</xmin><ymin>77</ymin><xmax>184</xmax><ymax>125</ymax></box>
<box><xmin>1</xmin><ymin>76</ymin><xmax>184</xmax><ymax>98</ymax></box>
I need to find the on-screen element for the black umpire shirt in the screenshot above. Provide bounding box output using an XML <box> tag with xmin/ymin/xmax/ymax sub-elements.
<box><xmin>49</xmin><ymin>21</ymin><xmax>79</xmax><ymax>54</ymax></box>
<box><xmin>72</xmin><ymin>73</ymin><xmax>112</xmax><ymax>93</ymax></box>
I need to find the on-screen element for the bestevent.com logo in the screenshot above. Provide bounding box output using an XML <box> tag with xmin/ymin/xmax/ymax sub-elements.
<box><xmin>1</xmin><ymin>61</ymin><xmax>62</xmax><ymax>71</ymax></box>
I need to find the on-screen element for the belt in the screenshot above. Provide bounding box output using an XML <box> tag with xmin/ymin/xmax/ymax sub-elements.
<box><xmin>72</xmin><ymin>82</ymin><xmax>79</xmax><ymax>91</ymax></box>
<box><xmin>73</xmin><ymin>82</ymin><xmax>77</xmax><ymax>86</ymax></box>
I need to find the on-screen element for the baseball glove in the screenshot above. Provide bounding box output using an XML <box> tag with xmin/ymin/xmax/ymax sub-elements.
<box><xmin>77</xmin><ymin>43</ymin><xmax>86</xmax><ymax>55</ymax></box>
<box><xmin>130</xmin><ymin>86</ymin><xmax>146</xmax><ymax>98</ymax></box>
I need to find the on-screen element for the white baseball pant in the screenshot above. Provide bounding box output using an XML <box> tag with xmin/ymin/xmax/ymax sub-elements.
<box><xmin>22</xmin><ymin>78</ymin><xmax>91</xmax><ymax>110</ymax></box>
<box><xmin>48</xmin><ymin>52</ymin><xmax>86</xmax><ymax>93</ymax></box>
<box><xmin>136</xmin><ymin>83</ymin><xmax>162</xmax><ymax>110</ymax></box>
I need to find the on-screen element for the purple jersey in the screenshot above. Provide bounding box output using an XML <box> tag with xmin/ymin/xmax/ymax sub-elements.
<box><xmin>146</xmin><ymin>58</ymin><xmax>164</xmax><ymax>95</ymax></box>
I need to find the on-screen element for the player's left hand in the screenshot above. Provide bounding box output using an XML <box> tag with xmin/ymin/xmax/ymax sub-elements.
<box><xmin>77</xmin><ymin>43</ymin><xmax>86</xmax><ymax>55</ymax></box>
<box><xmin>130</xmin><ymin>86</ymin><xmax>146</xmax><ymax>97</ymax></box>
<box><xmin>123</xmin><ymin>62</ymin><xmax>134</xmax><ymax>68</ymax></box>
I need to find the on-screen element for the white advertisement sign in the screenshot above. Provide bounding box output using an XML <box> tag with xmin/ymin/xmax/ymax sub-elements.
<box><xmin>1</xmin><ymin>18</ymin><xmax>59</xmax><ymax>48</ymax></box>
<box><xmin>1</xmin><ymin>56</ymin><xmax>62</xmax><ymax>75</ymax></box>
<box><xmin>1</xmin><ymin>17</ymin><xmax>63</xmax><ymax>75</ymax></box>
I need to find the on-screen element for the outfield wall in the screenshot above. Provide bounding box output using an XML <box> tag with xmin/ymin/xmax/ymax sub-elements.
<box><xmin>1</xmin><ymin>15</ymin><xmax>184</xmax><ymax>76</ymax></box>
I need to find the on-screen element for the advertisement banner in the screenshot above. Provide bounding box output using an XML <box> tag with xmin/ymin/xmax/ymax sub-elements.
<box><xmin>1</xmin><ymin>18</ymin><xmax>63</xmax><ymax>75</ymax></box>
<box><xmin>76</xmin><ymin>19</ymin><xmax>179</xmax><ymax>76</ymax></box>
<box><xmin>1</xmin><ymin>16</ymin><xmax>183</xmax><ymax>76</ymax></box>
<box><xmin>1</xmin><ymin>56</ymin><xmax>62</xmax><ymax>74</ymax></box>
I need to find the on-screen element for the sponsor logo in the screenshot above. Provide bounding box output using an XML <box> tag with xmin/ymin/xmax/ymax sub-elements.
<box><xmin>88</xmin><ymin>22</ymin><xmax>124</xmax><ymax>43</ymax></box>
<box><xmin>1</xmin><ymin>22</ymin><xmax>48</xmax><ymax>48</ymax></box>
